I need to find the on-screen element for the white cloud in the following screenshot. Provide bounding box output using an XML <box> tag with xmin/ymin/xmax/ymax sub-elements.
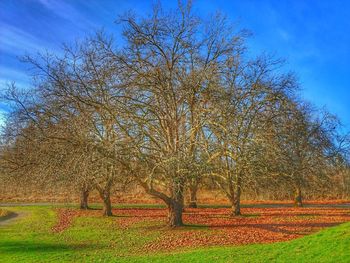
<box><xmin>0</xmin><ymin>66</ymin><xmax>31</xmax><ymax>90</ymax></box>
<box><xmin>0</xmin><ymin>66</ymin><xmax>28</xmax><ymax>81</ymax></box>
<box><xmin>0</xmin><ymin>23</ymin><xmax>56</xmax><ymax>55</ymax></box>
<box><xmin>36</xmin><ymin>0</ymin><xmax>97</xmax><ymax>30</ymax></box>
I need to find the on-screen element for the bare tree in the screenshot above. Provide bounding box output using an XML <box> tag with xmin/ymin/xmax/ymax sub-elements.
<box><xmin>266</xmin><ymin>100</ymin><xmax>343</xmax><ymax>206</ymax></box>
<box><xmin>206</xmin><ymin>54</ymin><xmax>297</xmax><ymax>215</ymax></box>
<box><xmin>1</xmin><ymin>33</ymin><xmax>132</xmax><ymax>216</ymax></box>
<box><xmin>1</xmin><ymin>0</ymin><xmax>348</xmax><ymax>226</ymax></box>
<box><xmin>111</xmin><ymin>2</ymin><xmax>249</xmax><ymax>226</ymax></box>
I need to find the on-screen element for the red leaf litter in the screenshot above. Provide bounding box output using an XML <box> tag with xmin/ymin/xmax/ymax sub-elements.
<box><xmin>52</xmin><ymin>209</ymin><xmax>77</xmax><ymax>233</ymax></box>
<box><xmin>51</xmin><ymin>204</ymin><xmax>350</xmax><ymax>251</ymax></box>
<box><xmin>142</xmin><ymin>206</ymin><xmax>350</xmax><ymax>251</ymax></box>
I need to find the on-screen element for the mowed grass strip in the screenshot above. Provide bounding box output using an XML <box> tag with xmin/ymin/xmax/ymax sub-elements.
<box><xmin>0</xmin><ymin>206</ymin><xmax>349</xmax><ymax>262</ymax></box>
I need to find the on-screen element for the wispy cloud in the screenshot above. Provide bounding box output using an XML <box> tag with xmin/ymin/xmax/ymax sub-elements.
<box><xmin>0</xmin><ymin>109</ymin><xmax>7</xmax><ymax>127</ymax></box>
<box><xmin>36</xmin><ymin>0</ymin><xmax>97</xmax><ymax>30</ymax></box>
<box><xmin>0</xmin><ymin>66</ymin><xmax>30</xmax><ymax>88</ymax></box>
<box><xmin>0</xmin><ymin>103</ymin><xmax>11</xmax><ymax>127</ymax></box>
<box><xmin>0</xmin><ymin>23</ymin><xmax>56</xmax><ymax>55</ymax></box>
<box><xmin>0</xmin><ymin>66</ymin><xmax>29</xmax><ymax>80</ymax></box>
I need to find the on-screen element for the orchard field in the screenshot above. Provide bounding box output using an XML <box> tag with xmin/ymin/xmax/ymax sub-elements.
<box><xmin>1</xmin><ymin>1</ymin><xmax>350</xmax><ymax>263</ymax></box>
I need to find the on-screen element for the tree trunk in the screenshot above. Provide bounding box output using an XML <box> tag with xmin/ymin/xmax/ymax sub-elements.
<box><xmin>230</xmin><ymin>191</ymin><xmax>241</xmax><ymax>216</ymax></box>
<box><xmin>79</xmin><ymin>188</ymin><xmax>89</xmax><ymax>210</ymax></box>
<box><xmin>167</xmin><ymin>178</ymin><xmax>185</xmax><ymax>227</ymax></box>
<box><xmin>168</xmin><ymin>201</ymin><xmax>183</xmax><ymax>227</ymax></box>
<box><xmin>232</xmin><ymin>194</ymin><xmax>241</xmax><ymax>216</ymax></box>
<box><xmin>188</xmin><ymin>184</ymin><xmax>198</xmax><ymax>208</ymax></box>
<box><xmin>231</xmin><ymin>177</ymin><xmax>242</xmax><ymax>216</ymax></box>
<box><xmin>294</xmin><ymin>187</ymin><xmax>303</xmax><ymax>207</ymax></box>
<box><xmin>99</xmin><ymin>190</ymin><xmax>113</xmax><ymax>216</ymax></box>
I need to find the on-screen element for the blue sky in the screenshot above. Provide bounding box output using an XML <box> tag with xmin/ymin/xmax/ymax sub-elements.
<box><xmin>0</xmin><ymin>0</ymin><xmax>349</xmax><ymax>128</ymax></box>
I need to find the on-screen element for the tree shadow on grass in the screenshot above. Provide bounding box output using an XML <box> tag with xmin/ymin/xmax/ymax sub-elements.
<box><xmin>0</xmin><ymin>241</ymin><xmax>101</xmax><ymax>253</ymax></box>
<box><xmin>0</xmin><ymin>211</ymin><xmax>18</xmax><ymax>222</ymax></box>
<box><xmin>204</xmin><ymin>222</ymin><xmax>341</xmax><ymax>235</ymax></box>
<box><xmin>141</xmin><ymin>223</ymin><xmax>210</xmax><ymax>231</ymax></box>
<box><xmin>183</xmin><ymin>224</ymin><xmax>208</xmax><ymax>229</ymax></box>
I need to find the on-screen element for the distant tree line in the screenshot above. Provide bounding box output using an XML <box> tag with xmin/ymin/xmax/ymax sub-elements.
<box><xmin>0</xmin><ymin>2</ymin><xmax>349</xmax><ymax>226</ymax></box>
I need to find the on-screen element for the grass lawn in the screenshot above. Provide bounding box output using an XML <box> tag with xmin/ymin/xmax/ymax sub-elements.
<box><xmin>0</xmin><ymin>206</ymin><xmax>349</xmax><ymax>262</ymax></box>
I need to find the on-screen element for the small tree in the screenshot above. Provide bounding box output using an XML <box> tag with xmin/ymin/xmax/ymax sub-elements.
<box><xmin>266</xmin><ymin>101</ymin><xmax>342</xmax><ymax>206</ymax></box>
<box><xmin>207</xmin><ymin>55</ymin><xmax>296</xmax><ymax>215</ymax></box>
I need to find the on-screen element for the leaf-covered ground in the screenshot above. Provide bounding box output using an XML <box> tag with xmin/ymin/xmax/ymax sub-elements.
<box><xmin>1</xmin><ymin>203</ymin><xmax>350</xmax><ymax>262</ymax></box>
<box><xmin>0</xmin><ymin>208</ymin><xmax>10</xmax><ymax>217</ymax></box>
<box><xmin>51</xmin><ymin>205</ymin><xmax>350</xmax><ymax>251</ymax></box>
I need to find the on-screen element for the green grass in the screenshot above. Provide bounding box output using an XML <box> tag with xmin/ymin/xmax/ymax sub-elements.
<box><xmin>125</xmin><ymin>223</ymin><xmax>350</xmax><ymax>263</ymax></box>
<box><xmin>0</xmin><ymin>206</ymin><xmax>349</xmax><ymax>262</ymax></box>
<box><xmin>0</xmin><ymin>206</ymin><xmax>160</xmax><ymax>262</ymax></box>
